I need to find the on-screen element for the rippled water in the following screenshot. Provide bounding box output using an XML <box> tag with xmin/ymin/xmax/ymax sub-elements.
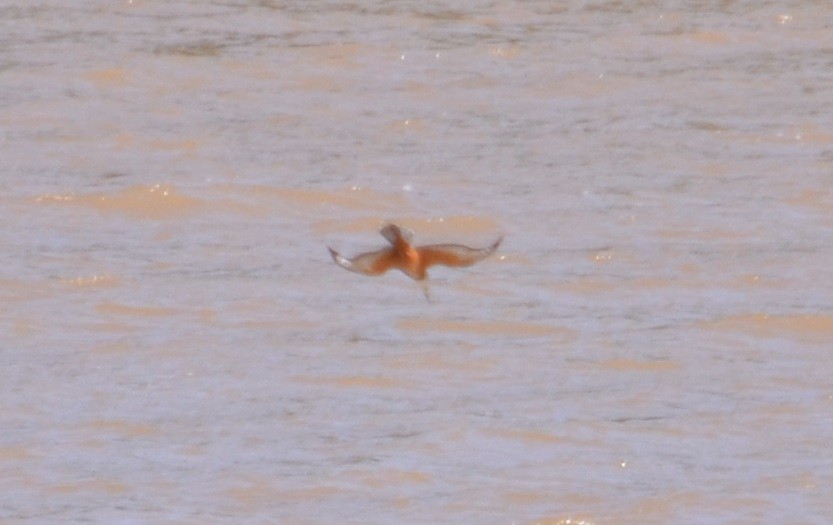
<box><xmin>2</xmin><ymin>2</ymin><xmax>832</xmax><ymax>524</ymax></box>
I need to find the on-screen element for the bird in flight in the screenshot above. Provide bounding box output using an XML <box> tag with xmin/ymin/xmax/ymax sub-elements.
<box><xmin>328</xmin><ymin>223</ymin><xmax>502</xmax><ymax>300</ymax></box>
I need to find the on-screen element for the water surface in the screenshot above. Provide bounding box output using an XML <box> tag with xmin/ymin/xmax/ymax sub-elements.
<box><xmin>2</xmin><ymin>2</ymin><xmax>832</xmax><ymax>524</ymax></box>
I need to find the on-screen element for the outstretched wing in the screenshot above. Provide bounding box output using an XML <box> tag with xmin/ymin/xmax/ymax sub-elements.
<box><xmin>418</xmin><ymin>237</ymin><xmax>502</xmax><ymax>269</ymax></box>
<box><xmin>328</xmin><ymin>247</ymin><xmax>396</xmax><ymax>276</ymax></box>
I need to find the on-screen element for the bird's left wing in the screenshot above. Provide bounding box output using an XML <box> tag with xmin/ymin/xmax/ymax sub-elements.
<box><xmin>418</xmin><ymin>237</ymin><xmax>502</xmax><ymax>268</ymax></box>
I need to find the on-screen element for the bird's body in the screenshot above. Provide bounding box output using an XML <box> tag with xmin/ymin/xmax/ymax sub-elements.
<box><xmin>328</xmin><ymin>223</ymin><xmax>502</xmax><ymax>299</ymax></box>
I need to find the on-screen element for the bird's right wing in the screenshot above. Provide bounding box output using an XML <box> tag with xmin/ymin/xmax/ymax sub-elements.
<box><xmin>328</xmin><ymin>247</ymin><xmax>395</xmax><ymax>276</ymax></box>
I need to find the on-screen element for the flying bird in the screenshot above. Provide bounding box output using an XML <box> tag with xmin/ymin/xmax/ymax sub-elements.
<box><xmin>328</xmin><ymin>223</ymin><xmax>502</xmax><ymax>300</ymax></box>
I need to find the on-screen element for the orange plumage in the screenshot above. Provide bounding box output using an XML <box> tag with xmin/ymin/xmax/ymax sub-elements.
<box><xmin>328</xmin><ymin>223</ymin><xmax>502</xmax><ymax>299</ymax></box>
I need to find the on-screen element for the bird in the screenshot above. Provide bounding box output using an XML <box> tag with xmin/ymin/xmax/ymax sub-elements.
<box><xmin>328</xmin><ymin>223</ymin><xmax>502</xmax><ymax>300</ymax></box>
